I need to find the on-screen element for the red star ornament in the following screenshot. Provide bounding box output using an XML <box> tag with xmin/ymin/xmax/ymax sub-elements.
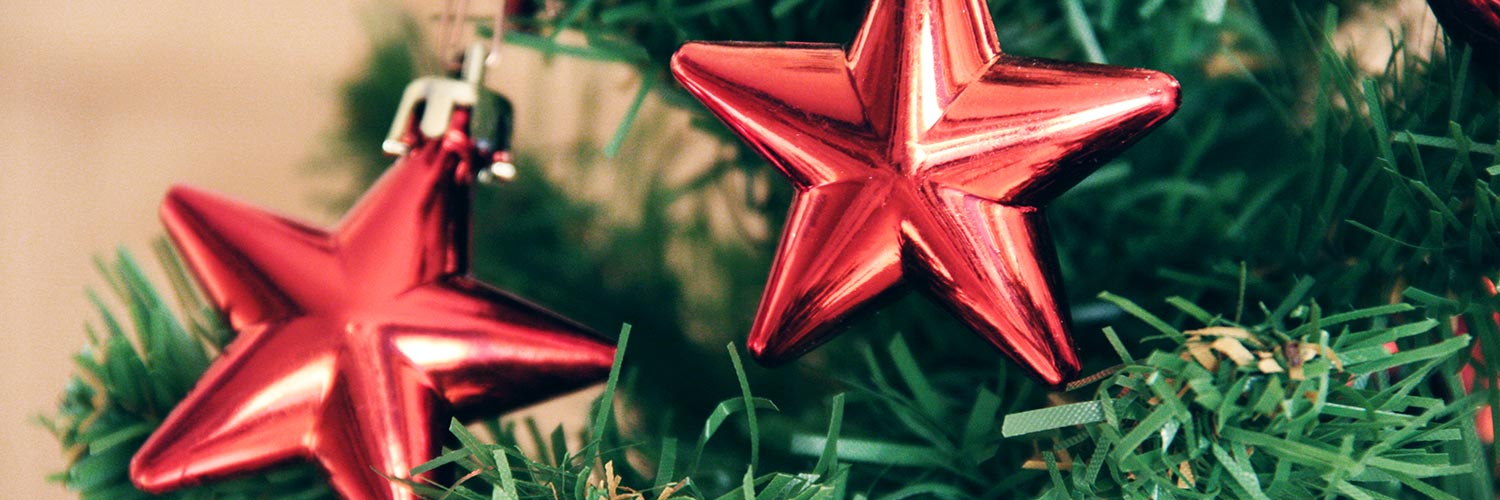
<box><xmin>671</xmin><ymin>0</ymin><xmax>1179</xmax><ymax>386</ymax></box>
<box><xmin>129</xmin><ymin>107</ymin><xmax>615</xmax><ymax>500</ymax></box>
<box><xmin>1426</xmin><ymin>0</ymin><xmax>1500</xmax><ymax>60</ymax></box>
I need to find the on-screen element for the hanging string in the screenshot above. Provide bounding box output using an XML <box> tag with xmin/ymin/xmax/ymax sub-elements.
<box><xmin>437</xmin><ymin>0</ymin><xmax>455</xmax><ymax>61</ymax></box>
<box><xmin>438</xmin><ymin>0</ymin><xmax>507</xmax><ymax>70</ymax></box>
<box><xmin>437</xmin><ymin>0</ymin><xmax>472</xmax><ymax>68</ymax></box>
<box><xmin>487</xmin><ymin>0</ymin><xmax>509</xmax><ymax>66</ymax></box>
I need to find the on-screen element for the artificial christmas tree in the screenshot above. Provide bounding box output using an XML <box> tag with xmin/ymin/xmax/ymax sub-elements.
<box><xmin>46</xmin><ymin>0</ymin><xmax>1500</xmax><ymax>498</ymax></box>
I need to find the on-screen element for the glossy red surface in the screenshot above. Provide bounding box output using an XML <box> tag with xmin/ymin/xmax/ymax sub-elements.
<box><xmin>1459</xmin><ymin>277</ymin><xmax>1497</xmax><ymax>443</ymax></box>
<box><xmin>1428</xmin><ymin>0</ymin><xmax>1500</xmax><ymax>56</ymax></box>
<box><xmin>671</xmin><ymin>0</ymin><xmax>1179</xmax><ymax>386</ymax></box>
<box><xmin>130</xmin><ymin>108</ymin><xmax>615</xmax><ymax>500</ymax></box>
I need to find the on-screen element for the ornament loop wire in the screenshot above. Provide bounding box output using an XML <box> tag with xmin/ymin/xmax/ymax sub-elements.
<box><xmin>384</xmin><ymin>1</ymin><xmax>515</xmax><ymax>183</ymax></box>
<box><xmin>380</xmin><ymin>43</ymin><xmax>486</xmax><ymax>157</ymax></box>
<box><xmin>437</xmin><ymin>0</ymin><xmax>472</xmax><ymax>67</ymax></box>
<box><xmin>487</xmin><ymin>0</ymin><xmax>509</xmax><ymax>67</ymax></box>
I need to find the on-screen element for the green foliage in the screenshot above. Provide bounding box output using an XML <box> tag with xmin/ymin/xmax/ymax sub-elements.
<box><xmin>408</xmin><ymin>329</ymin><xmax>852</xmax><ymax>500</ymax></box>
<box><xmin>45</xmin><ymin>253</ymin><xmax>1490</xmax><ymax>499</ymax></box>
<box><xmin>1005</xmin><ymin>295</ymin><xmax>1486</xmax><ymax>499</ymax></box>
<box><xmin>414</xmin><ymin>328</ymin><xmax>1036</xmax><ymax>499</ymax></box>
<box><xmin>43</xmin><ymin>246</ymin><xmax>334</xmax><ymax>500</ymax></box>
<box><xmin>416</xmin><ymin>295</ymin><xmax>1492</xmax><ymax>499</ymax></box>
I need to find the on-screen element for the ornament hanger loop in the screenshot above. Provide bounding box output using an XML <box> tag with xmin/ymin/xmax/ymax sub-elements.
<box><xmin>380</xmin><ymin>43</ymin><xmax>488</xmax><ymax>157</ymax></box>
<box><xmin>383</xmin><ymin>0</ymin><xmax>515</xmax><ymax>183</ymax></box>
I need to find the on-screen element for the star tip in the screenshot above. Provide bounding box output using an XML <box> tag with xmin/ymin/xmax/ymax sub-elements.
<box><xmin>161</xmin><ymin>183</ymin><xmax>200</xmax><ymax>202</ymax></box>
<box><xmin>669</xmin><ymin>42</ymin><xmax>702</xmax><ymax>59</ymax></box>
<box><xmin>745</xmin><ymin>336</ymin><xmax>796</xmax><ymax>367</ymax></box>
<box><xmin>745</xmin><ymin>336</ymin><xmax>770</xmax><ymax>357</ymax></box>
<box><xmin>668</xmin><ymin>42</ymin><xmax>756</xmax><ymax>83</ymax></box>
<box><xmin>158</xmin><ymin>184</ymin><xmax>224</xmax><ymax>225</ymax></box>
<box><xmin>158</xmin><ymin>186</ymin><xmax>197</xmax><ymax>220</ymax></box>
<box><xmin>562</xmin><ymin>327</ymin><xmax>618</xmax><ymax>373</ymax></box>
<box><xmin>161</xmin><ymin>182</ymin><xmax>221</xmax><ymax>203</ymax></box>
<box><xmin>1030</xmin><ymin>353</ymin><xmax>1082</xmax><ymax>390</ymax></box>
<box><xmin>1029</xmin><ymin>366</ymin><xmax>1071</xmax><ymax>391</ymax></box>
<box><xmin>749</xmin><ymin>351</ymin><xmax>791</xmax><ymax>368</ymax></box>
<box><xmin>668</xmin><ymin>44</ymin><xmax>709</xmax><ymax>82</ymax></box>
<box><xmin>1146</xmin><ymin>70</ymin><xmax>1183</xmax><ymax>115</ymax></box>
<box><xmin>128</xmin><ymin>450</ymin><xmax>178</xmax><ymax>494</ymax></box>
<box><xmin>590</xmin><ymin>345</ymin><xmax>619</xmax><ymax>371</ymax></box>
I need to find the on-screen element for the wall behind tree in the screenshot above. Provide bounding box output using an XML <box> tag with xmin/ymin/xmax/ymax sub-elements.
<box><xmin>0</xmin><ymin>2</ymin><xmax>363</xmax><ymax>498</ymax></box>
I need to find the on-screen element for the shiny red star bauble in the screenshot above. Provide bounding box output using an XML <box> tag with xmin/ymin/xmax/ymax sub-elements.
<box><xmin>129</xmin><ymin>107</ymin><xmax>615</xmax><ymax>500</ymax></box>
<box><xmin>1426</xmin><ymin>0</ymin><xmax>1500</xmax><ymax>59</ymax></box>
<box><xmin>671</xmin><ymin>0</ymin><xmax>1179</xmax><ymax>386</ymax></box>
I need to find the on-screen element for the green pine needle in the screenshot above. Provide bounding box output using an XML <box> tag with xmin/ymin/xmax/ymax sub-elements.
<box><xmin>48</xmin><ymin>248</ymin><xmax>335</xmax><ymax>500</ymax></box>
<box><xmin>1003</xmin><ymin>296</ymin><xmax>1481</xmax><ymax>498</ymax></box>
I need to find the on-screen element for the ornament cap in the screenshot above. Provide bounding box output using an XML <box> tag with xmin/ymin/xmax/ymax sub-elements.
<box><xmin>383</xmin><ymin>43</ymin><xmax>489</xmax><ymax>156</ymax></box>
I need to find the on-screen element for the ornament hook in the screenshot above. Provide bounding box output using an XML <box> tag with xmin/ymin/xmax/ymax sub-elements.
<box><xmin>385</xmin><ymin>1</ymin><xmax>517</xmax><ymax>184</ymax></box>
<box><xmin>382</xmin><ymin>43</ymin><xmax>488</xmax><ymax>157</ymax></box>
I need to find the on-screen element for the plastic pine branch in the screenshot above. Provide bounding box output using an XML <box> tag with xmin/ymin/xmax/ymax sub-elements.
<box><xmin>1004</xmin><ymin>292</ymin><xmax>1485</xmax><ymax>499</ymax></box>
<box><xmin>48</xmin><ymin>248</ymin><xmax>335</xmax><ymax>500</ymax></box>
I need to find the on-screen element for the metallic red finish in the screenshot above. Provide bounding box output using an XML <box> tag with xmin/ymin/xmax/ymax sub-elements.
<box><xmin>670</xmin><ymin>0</ymin><xmax>1179</xmax><ymax>386</ymax></box>
<box><xmin>1427</xmin><ymin>0</ymin><xmax>1500</xmax><ymax>57</ymax></box>
<box><xmin>130</xmin><ymin>108</ymin><xmax>615</xmax><ymax>500</ymax></box>
<box><xmin>1457</xmin><ymin>277</ymin><xmax>1498</xmax><ymax>443</ymax></box>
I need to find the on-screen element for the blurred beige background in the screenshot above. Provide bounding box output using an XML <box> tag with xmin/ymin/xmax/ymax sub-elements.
<box><xmin>1</xmin><ymin>2</ymin><xmax>365</xmax><ymax>498</ymax></box>
<box><xmin>0</xmin><ymin>1</ymin><xmax>691</xmax><ymax>498</ymax></box>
